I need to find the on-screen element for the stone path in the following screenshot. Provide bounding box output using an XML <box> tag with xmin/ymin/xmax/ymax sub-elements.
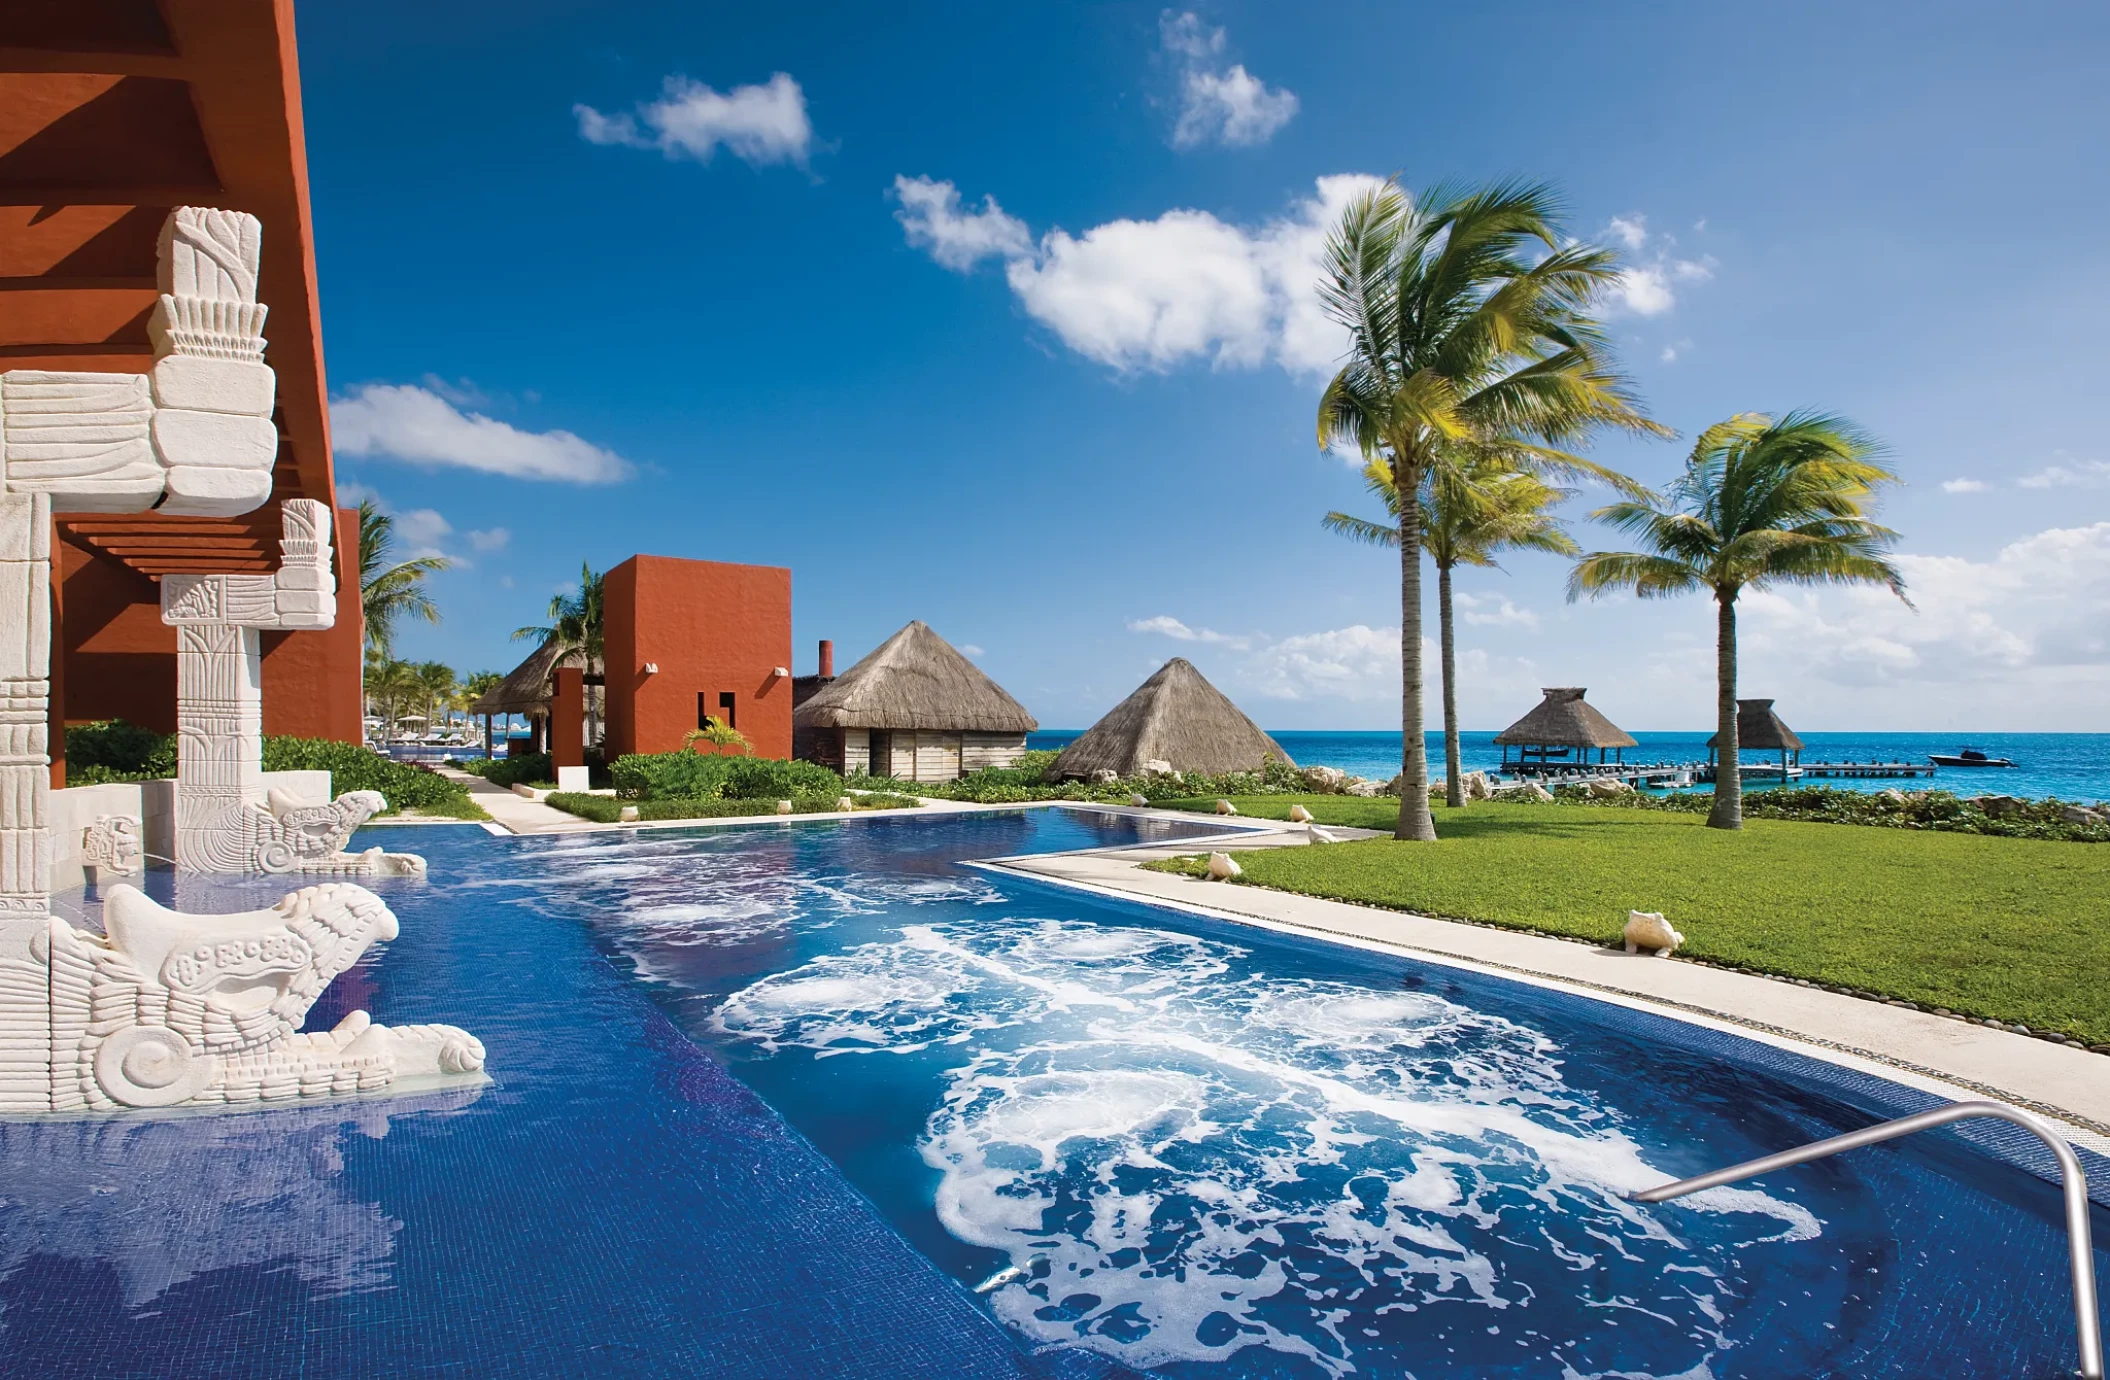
<box><xmin>435</xmin><ymin>768</ymin><xmax>591</xmax><ymax>835</ymax></box>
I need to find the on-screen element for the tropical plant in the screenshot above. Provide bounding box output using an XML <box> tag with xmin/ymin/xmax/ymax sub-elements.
<box><xmin>357</xmin><ymin>499</ymin><xmax>448</xmax><ymax>657</ymax></box>
<box><xmin>1325</xmin><ymin>451</ymin><xmax>1581</xmax><ymax>807</ymax></box>
<box><xmin>413</xmin><ymin>660</ymin><xmax>457</xmax><ymax>734</ymax></box>
<box><xmin>513</xmin><ymin>563</ymin><xmax>607</xmax><ymax>743</ymax></box>
<box><xmin>1315</xmin><ymin>177</ymin><xmax>1665</xmax><ymax>839</ymax></box>
<box><xmin>1568</xmin><ymin>412</ymin><xmax>1907</xmax><ymax>830</ymax></box>
<box><xmin>683</xmin><ymin>717</ymin><xmax>752</xmax><ymax>756</ymax></box>
<box><xmin>361</xmin><ymin>656</ymin><xmax>422</xmax><ymax>739</ymax></box>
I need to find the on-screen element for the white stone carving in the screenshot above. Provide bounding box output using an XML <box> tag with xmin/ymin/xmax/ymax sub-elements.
<box><xmin>82</xmin><ymin>815</ymin><xmax>143</xmax><ymax>876</ymax></box>
<box><xmin>0</xmin><ymin>881</ymin><xmax>483</xmax><ymax>1113</ymax></box>
<box><xmin>160</xmin><ymin>502</ymin><xmax>422</xmax><ymax>876</ymax></box>
<box><xmin>0</xmin><ymin>207</ymin><xmax>474</xmax><ymax>1116</ymax></box>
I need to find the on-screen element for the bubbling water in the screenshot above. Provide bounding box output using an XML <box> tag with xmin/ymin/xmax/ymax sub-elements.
<box><xmin>717</xmin><ymin>915</ymin><xmax>1821</xmax><ymax>1377</ymax></box>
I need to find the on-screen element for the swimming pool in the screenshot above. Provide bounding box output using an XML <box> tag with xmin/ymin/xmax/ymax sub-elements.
<box><xmin>10</xmin><ymin>809</ymin><xmax>2106</xmax><ymax>1378</ymax></box>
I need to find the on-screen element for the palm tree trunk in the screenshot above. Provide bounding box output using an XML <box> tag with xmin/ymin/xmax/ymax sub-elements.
<box><xmin>1708</xmin><ymin>590</ymin><xmax>1742</xmax><ymax>831</ymax></box>
<box><xmin>1438</xmin><ymin>561</ymin><xmax>1464</xmax><ymax>810</ymax></box>
<box><xmin>1396</xmin><ymin>466</ymin><xmax>1437</xmax><ymax>841</ymax></box>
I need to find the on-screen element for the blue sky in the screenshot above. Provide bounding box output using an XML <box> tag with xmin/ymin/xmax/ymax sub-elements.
<box><xmin>298</xmin><ymin>0</ymin><xmax>2110</xmax><ymax>732</ymax></box>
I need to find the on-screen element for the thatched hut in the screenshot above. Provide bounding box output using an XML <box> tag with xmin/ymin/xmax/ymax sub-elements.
<box><xmin>1708</xmin><ymin>699</ymin><xmax>1805</xmax><ymax>777</ymax></box>
<box><xmin>467</xmin><ymin>641</ymin><xmax>592</xmax><ymax>756</ymax></box>
<box><xmin>1049</xmin><ymin>658</ymin><xmax>1293</xmax><ymax>780</ymax></box>
<box><xmin>1494</xmin><ymin>687</ymin><xmax>1637</xmax><ymax>770</ymax></box>
<box><xmin>794</xmin><ymin>621</ymin><xmax>1036</xmax><ymax>782</ymax></box>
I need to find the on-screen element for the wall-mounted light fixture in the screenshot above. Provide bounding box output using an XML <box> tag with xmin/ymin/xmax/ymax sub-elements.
<box><xmin>643</xmin><ymin>663</ymin><xmax>659</xmax><ymax>674</ymax></box>
<box><xmin>771</xmin><ymin>666</ymin><xmax>789</xmax><ymax>678</ymax></box>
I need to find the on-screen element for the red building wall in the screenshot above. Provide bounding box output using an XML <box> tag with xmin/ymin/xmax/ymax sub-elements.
<box><xmin>604</xmin><ymin>556</ymin><xmax>792</xmax><ymax>760</ymax></box>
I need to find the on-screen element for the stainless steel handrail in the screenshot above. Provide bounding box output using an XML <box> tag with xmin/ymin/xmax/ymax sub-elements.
<box><xmin>1630</xmin><ymin>1099</ymin><xmax>2103</xmax><ymax>1379</ymax></box>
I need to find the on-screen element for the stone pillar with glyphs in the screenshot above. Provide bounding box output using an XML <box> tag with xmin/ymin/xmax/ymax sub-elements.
<box><xmin>161</xmin><ymin>501</ymin><xmax>423</xmax><ymax>876</ymax></box>
<box><xmin>0</xmin><ymin>206</ymin><xmax>480</xmax><ymax>1113</ymax></box>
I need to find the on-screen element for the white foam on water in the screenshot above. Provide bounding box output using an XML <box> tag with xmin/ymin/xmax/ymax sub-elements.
<box><xmin>712</xmin><ymin>912</ymin><xmax>1824</xmax><ymax>1377</ymax></box>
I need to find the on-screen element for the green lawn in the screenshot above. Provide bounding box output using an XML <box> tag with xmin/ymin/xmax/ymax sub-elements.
<box><xmin>1153</xmin><ymin>799</ymin><xmax>2110</xmax><ymax>1046</ymax></box>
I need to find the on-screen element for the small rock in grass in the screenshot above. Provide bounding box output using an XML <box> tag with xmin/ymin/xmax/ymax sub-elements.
<box><xmin>1932</xmin><ymin>1007</ymin><xmax>1953</xmax><ymax>1016</ymax></box>
<box><xmin>836</xmin><ymin>797</ymin><xmax>856</xmax><ymax>812</ymax></box>
<box><xmin>1215</xmin><ymin>799</ymin><xmax>1239</xmax><ymax>816</ymax></box>
<box><xmin>1622</xmin><ymin>911</ymin><xmax>1684</xmax><ymax>957</ymax></box>
<box><xmin>618</xmin><ymin>804</ymin><xmax>640</xmax><ymax>823</ymax></box>
<box><xmin>1307</xmin><ymin>824</ymin><xmax>1338</xmax><ymax>845</ymax></box>
<box><xmin>1288</xmin><ymin>804</ymin><xmax>1315</xmax><ymax>823</ymax></box>
<box><xmin>1090</xmin><ymin>768</ymin><xmax>1119</xmax><ymax>785</ymax></box>
<box><xmin>1205</xmin><ymin>851</ymin><xmax>1242</xmax><ymax>881</ymax></box>
<box><xmin>776</xmin><ymin>800</ymin><xmax>794</xmax><ymax>815</ymax></box>
<box><xmin>1129</xmin><ymin>793</ymin><xmax>1149</xmax><ymax>807</ymax></box>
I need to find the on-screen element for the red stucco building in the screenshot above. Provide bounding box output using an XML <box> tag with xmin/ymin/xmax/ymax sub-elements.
<box><xmin>602</xmin><ymin>556</ymin><xmax>794</xmax><ymax>760</ymax></box>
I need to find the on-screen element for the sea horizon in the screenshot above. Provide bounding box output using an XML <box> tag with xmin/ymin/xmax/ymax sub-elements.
<box><xmin>1026</xmin><ymin>729</ymin><xmax>2110</xmax><ymax>802</ymax></box>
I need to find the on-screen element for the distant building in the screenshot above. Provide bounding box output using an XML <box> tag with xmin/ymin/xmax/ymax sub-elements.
<box><xmin>1049</xmin><ymin>658</ymin><xmax>1293</xmax><ymax>779</ymax></box>
<box><xmin>1707</xmin><ymin>699</ymin><xmax>1805</xmax><ymax>773</ymax></box>
<box><xmin>603</xmin><ymin>556</ymin><xmax>794</xmax><ymax>759</ymax></box>
<box><xmin>794</xmin><ymin>622</ymin><xmax>1035</xmax><ymax>782</ymax></box>
<box><xmin>1494</xmin><ymin>688</ymin><xmax>1637</xmax><ymax>769</ymax></box>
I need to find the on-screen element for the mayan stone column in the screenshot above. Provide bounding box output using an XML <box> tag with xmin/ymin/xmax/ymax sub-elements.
<box><xmin>0</xmin><ymin>494</ymin><xmax>49</xmax><ymax>921</ymax></box>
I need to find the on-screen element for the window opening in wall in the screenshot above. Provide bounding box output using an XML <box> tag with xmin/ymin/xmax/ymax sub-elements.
<box><xmin>696</xmin><ymin>693</ymin><xmax>709</xmax><ymax>731</ymax></box>
<box><xmin>718</xmin><ymin>692</ymin><xmax>736</xmax><ymax>730</ymax></box>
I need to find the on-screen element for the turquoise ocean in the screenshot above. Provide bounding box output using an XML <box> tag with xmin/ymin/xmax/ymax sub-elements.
<box><xmin>1028</xmin><ymin>730</ymin><xmax>2110</xmax><ymax>804</ymax></box>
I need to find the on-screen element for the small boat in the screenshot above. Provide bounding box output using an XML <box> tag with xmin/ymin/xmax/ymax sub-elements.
<box><xmin>1928</xmin><ymin>747</ymin><xmax>2017</xmax><ymax>768</ymax></box>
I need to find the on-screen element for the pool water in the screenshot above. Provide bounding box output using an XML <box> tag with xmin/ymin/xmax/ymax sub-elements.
<box><xmin>11</xmin><ymin>810</ymin><xmax>2107</xmax><ymax>1379</ymax></box>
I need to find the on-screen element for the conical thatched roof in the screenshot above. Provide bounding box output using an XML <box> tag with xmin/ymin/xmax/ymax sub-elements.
<box><xmin>467</xmin><ymin>640</ymin><xmax>580</xmax><ymax>716</ymax></box>
<box><xmin>1708</xmin><ymin>699</ymin><xmax>1805</xmax><ymax>752</ymax></box>
<box><xmin>1049</xmin><ymin>658</ymin><xmax>1293</xmax><ymax>779</ymax></box>
<box><xmin>1493</xmin><ymin>687</ymin><xmax>1637</xmax><ymax>749</ymax></box>
<box><xmin>793</xmin><ymin>622</ymin><xmax>1036</xmax><ymax>732</ymax></box>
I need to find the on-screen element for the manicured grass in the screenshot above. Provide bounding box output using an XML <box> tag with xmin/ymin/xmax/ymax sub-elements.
<box><xmin>1148</xmin><ymin>800</ymin><xmax>2110</xmax><ymax>1046</ymax></box>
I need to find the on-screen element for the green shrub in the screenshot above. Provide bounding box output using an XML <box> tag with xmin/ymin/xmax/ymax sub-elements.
<box><xmin>849</xmin><ymin>752</ymin><xmax>1310</xmax><ymax>806</ymax></box>
<box><xmin>259</xmin><ymin>737</ymin><xmax>476</xmax><ymax>816</ymax></box>
<box><xmin>465</xmin><ymin>753</ymin><xmax>554</xmax><ymax>789</ymax></box>
<box><xmin>609</xmin><ymin>751</ymin><xmax>841</xmax><ymax>801</ymax></box>
<box><xmin>64</xmin><ymin>720</ymin><xmax>176</xmax><ymax>783</ymax></box>
<box><xmin>546</xmin><ymin>791</ymin><xmax>915</xmax><ymax>823</ymax></box>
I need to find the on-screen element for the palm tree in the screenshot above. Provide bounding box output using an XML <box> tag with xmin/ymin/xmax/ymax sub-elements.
<box><xmin>683</xmin><ymin>718</ymin><xmax>751</xmax><ymax>757</ymax></box>
<box><xmin>361</xmin><ymin>656</ymin><xmax>422</xmax><ymax>740</ymax></box>
<box><xmin>1316</xmin><ymin>177</ymin><xmax>1666</xmax><ymax>839</ymax></box>
<box><xmin>513</xmin><ymin>563</ymin><xmax>607</xmax><ymax>743</ymax></box>
<box><xmin>413</xmin><ymin>661</ymin><xmax>457</xmax><ymax>735</ymax></box>
<box><xmin>1568</xmin><ymin>412</ymin><xmax>1907</xmax><ymax>830</ymax></box>
<box><xmin>1325</xmin><ymin>452</ymin><xmax>1582</xmax><ymax>807</ymax></box>
<box><xmin>358</xmin><ymin>500</ymin><xmax>448</xmax><ymax>658</ymax></box>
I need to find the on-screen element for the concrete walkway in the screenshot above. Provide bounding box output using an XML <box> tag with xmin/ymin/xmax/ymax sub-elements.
<box><xmin>982</xmin><ymin>816</ymin><xmax>2110</xmax><ymax>1151</ymax></box>
<box><xmin>436</xmin><ymin>768</ymin><xmax>592</xmax><ymax>835</ymax></box>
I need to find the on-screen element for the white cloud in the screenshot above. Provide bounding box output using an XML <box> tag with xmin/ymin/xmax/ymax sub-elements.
<box><xmin>1004</xmin><ymin>174</ymin><xmax>1382</xmax><ymax>374</ymax></box>
<box><xmin>1940</xmin><ymin>478</ymin><xmax>1989</xmax><ymax>494</ymax></box>
<box><xmin>1737</xmin><ymin>523</ymin><xmax>2110</xmax><ymax>709</ymax></box>
<box><xmin>1245</xmin><ymin>624</ymin><xmax>1403</xmax><ymax>701</ymax></box>
<box><xmin>1456</xmin><ymin>593</ymin><xmax>1540</xmax><ymax>629</ymax></box>
<box><xmin>1127</xmin><ymin>614</ymin><xmax>1252</xmax><ymax>651</ymax></box>
<box><xmin>891</xmin><ymin>175</ymin><xmax>1032</xmax><ymax>271</ymax></box>
<box><xmin>331</xmin><ymin>384</ymin><xmax>632</xmax><ymax>483</ymax></box>
<box><xmin>1606</xmin><ymin>215</ymin><xmax>1648</xmax><ymax>252</ymax></box>
<box><xmin>960</xmin><ymin>644</ymin><xmax>986</xmax><ymax>658</ymax></box>
<box><xmin>1601</xmin><ymin>215</ymin><xmax>1715</xmax><ymax>318</ymax></box>
<box><xmin>575</xmin><ymin>72</ymin><xmax>812</xmax><ymax>169</ymax></box>
<box><xmin>1160</xmin><ymin>12</ymin><xmax>1298</xmax><ymax>149</ymax></box>
<box><xmin>467</xmin><ymin>527</ymin><xmax>511</xmax><ymax>552</ymax></box>
<box><xmin>2016</xmin><ymin>456</ymin><xmax>2110</xmax><ymax>489</ymax></box>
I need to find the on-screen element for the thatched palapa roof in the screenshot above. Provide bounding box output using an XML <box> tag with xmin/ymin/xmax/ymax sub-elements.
<box><xmin>467</xmin><ymin>640</ymin><xmax>580</xmax><ymax>717</ymax></box>
<box><xmin>1049</xmin><ymin>658</ymin><xmax>1293</xmax><ymax>779</ymax></box>
<box><xmin>1493</xmin><ymin>688</ymin><xmax>1637</xmax><ymax>749</ymax></box>
<box><xmin>1707</xmin><ymin>699</ymin><xmax>1805</xmax><ymax>752</ymax></box>
<box><xmin>794</xmin><ymin>622</ymin><xmax>1037</xmax><ymax>732</ymax></box>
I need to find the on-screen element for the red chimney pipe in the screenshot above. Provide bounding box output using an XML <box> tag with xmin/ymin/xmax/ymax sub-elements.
<box><xmin>818</xmin><ymin>639</ymin><xmax>834</xmax><ymax>678</ymax></box>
